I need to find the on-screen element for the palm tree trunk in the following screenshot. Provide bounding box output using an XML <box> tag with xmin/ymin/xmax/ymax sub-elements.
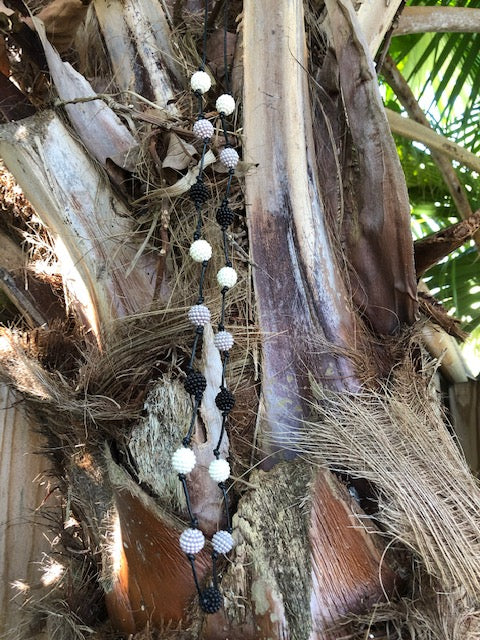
<box><xmin>0</xmin><ymin>1</ymin><xmax>433</xmax><ymax>638</ymax></box>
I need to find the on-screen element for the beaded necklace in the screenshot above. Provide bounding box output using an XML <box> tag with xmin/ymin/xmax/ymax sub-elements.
<box><xmin>170</xmin><ymin>0</ymin><xmax>238</xmax><ymax>615</ymax></box>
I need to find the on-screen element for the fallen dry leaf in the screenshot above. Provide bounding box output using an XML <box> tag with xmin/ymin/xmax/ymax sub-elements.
<box><xmin>162</xmin><ymin>132</ymin><xmax>197</xmax><ymax>171</ymax></box>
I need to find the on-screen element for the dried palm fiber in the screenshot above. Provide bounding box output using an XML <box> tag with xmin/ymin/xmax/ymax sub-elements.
<box><xmin>273</xmin><ymin>348</ymin><xmax>480</xmax><ymax>637</ymax></box>
<box><xmin>331</xmin><ymin>560</ymin><xmax>480</xmax><ymax>640</ymax></box>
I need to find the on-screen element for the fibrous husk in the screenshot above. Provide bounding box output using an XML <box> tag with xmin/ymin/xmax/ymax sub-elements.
<box><xmin>278</xmin><ymin>351</ymin><xmax>480</xmax><ymax>638</ymax></box>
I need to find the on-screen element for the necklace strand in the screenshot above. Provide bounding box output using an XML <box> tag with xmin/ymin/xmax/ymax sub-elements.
<box><xmin>170</xmin><ymin>0</ymin><xmax>238</xmax><ymax>615</ymax></box>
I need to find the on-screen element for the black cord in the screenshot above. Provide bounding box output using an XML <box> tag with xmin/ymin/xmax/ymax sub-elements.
<box><xmin>223</xmin><ymin>0</ymin><xmax>230</xmax><ymax>93</ymax></box>
<box><xmin>201</xmin><ymin>0</ymin><xmax>209</xmax><ymax>70</ymax></box>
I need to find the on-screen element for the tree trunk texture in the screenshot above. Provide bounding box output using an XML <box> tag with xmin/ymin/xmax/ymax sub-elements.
<box><xmin>0</xmin><ymin>1</ymin><xmax>428</xmax><ymax>638</ymax></box>
<box><xmin>450</xmin><ymin>380</ymin><xmax>480</xmax><ymax>474</ymax></box>
<box><xmin>394</xmin><ymin>6</ymin><xmax>480</xmax><ymax>36</ymax></box>
<box><xmin>0</xmin><ymin>384</ymin><xmax>57</xmax><ymax>637</ymax></box>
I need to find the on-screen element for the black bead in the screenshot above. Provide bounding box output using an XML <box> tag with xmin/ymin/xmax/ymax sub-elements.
<box><xmin>200</xmin><ymin>586</ymin><xmax>223</xmax><ymax>614</ymax></box>
<box><xmin>189</xmin><ymin>179</ymin><xmax>210</xmax><ymax>205</ymax></box>
<box><xmin>215</xmin><ymin>201</ymin><xmax>234</xmax><ymax>228</ymax></box>
<box><xmin>215</xmin><ymin>388</ymin><xmax>235</xmax><ymax>412</ymax></box>
<box><xmin>184</xmin><ymin>371</ymin><xmax>207</xmax><ymax>400</ymax></box>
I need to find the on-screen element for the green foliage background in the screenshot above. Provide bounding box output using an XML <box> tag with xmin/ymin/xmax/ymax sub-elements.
<box><xmin>384</xmin><ymin>0</ymin><xmax>480</xmax><ymax>357</ymax></box>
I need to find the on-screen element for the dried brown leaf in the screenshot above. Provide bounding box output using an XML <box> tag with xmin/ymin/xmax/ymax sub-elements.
<box><xmin>162</xmin><ymin>132</ymin><xmax>197</xmax><ymax>171</ymax></box>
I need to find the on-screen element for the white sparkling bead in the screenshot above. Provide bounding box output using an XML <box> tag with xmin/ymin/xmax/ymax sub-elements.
<box><xmin>179</xmin><ymin>528</ymin><xmax>205</xmax><ymax>554</ymax></box>
<box><xmin>214</xmin><ymin>330</ymin><xmax>234</xmax><ymax>351</ymax></box>
<box><xmin>188</xmin><ymin>304</ymin><xmax>211</xmax><ymax>326</ymax></box>
<box><xmin>217</xmin><ymin>266</ymin><xmax>237</xmax><ymax>289</ymax></box>
<box><xmin>219</xmin><ymin>147</ymin><xmax>239</xmax><ymax>170</ymax></box>
<box><xmin>190</xmin><ymin>239</ymin><xmax>212</xmax><ymax>262</ymax></box>
<box><xmin>190</xmin><ymin>70</ymin><xmax>211</xmax><ymax>94</ymax></box>
<box><xmin>212</xmin><ymin>530</ymin><xmax>234</xmax><ymax>554</ymax></box>
<box><xmin>209</xmin><ymin>458</ymin><xmax>230</xmax><ymax>482</ymax></box>
<box><xmin>193</xmin><ymin>118</ymin><xmax>214</xmax><ymax>140</ymax></box>
<box><xmin>216</xmin><ymin>94</ymin><xmax>236</xmax><ymax>116</ymax></box>
<box><xmin>172</xmin><ymin>447</ymin><xmax>196</xmax><ymax>474</ymax></box>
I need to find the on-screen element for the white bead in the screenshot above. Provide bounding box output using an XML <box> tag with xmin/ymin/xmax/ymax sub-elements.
<box><xmin>190</xmin><ymin>70</ymin><xmax>211</xmax><ymax>94</ymax></box>
<box><xmin>188</xmin><ymin>304</ymin><xmax>211</xmax><ymax>326</ymax></box>
<box><xmin>209</xmin><ymin>458</ymin><xmax>230</xmax><ymax>482</ymax></box>
<box><xmin>179</xmin><ymin>528</ymin><xmax>205</xmax><ymax>554</ymax></box>
<box><xmin>212</xmin><ymin>530</ymin><xmax>234</xmax><ymax>554</ymax></box>
<box><xmin>219</xmin><ymin>147</ymin><xmax>239</xmax><ymax>170</ymax></box>
<box><xmin>217</xmin><ymin>266</ymin><xmax>237</xmax><ymax>289</ymax></box>
<box><xmin>190</xmin><ymin>239</ymin><xmax>212</xmax><ymax>262</ymax></box>
<box><xmin>216</xmin><ymin>94</ymin><xmax>236</xmax><ymax>116</ymax></box>
<box><xmin>172</xmin><ymin>447</ymin><xmax>196</xmax><ymax>474</ymax></box>
<box><xmin>214</xmin><ymin>330</ymin><xmax>234</xmax><ymax>351</ymax></box>
<box><xmin>193</xmin><ymin>118</ymin><xmax>214</xmax><ymax>140</ymax></box>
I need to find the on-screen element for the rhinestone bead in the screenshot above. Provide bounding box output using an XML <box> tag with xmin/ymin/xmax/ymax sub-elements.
<box><xmin>190</xmin><ymin>70</ymin><xmax>211</xmax><ymax>94</ymax></box>
<box><xmin>219</xmin><ymin>147</ymin><xmax>239</xmax><ymax>170</ymax></box>
<box><xmin>214</xmin><ymin>330</ymin><xmax>234</xmax><ymax>351</ymax></box>
<box><xmin>179</xmin><ymin>528</ymin><xmax>205</xmax><ymax>554</ymax></box>
<box><xmin>184</xmin><ymin>371</ymin><xmax>207</xmax><ymax>399</ymax></box>
<box><xmin>216</xmin><ymin>94</ymin><xmax>236</xmax><ymax>116</ymax></box>
<box><xmin>215</xmin><ymin>201</ymin><xmax>235</xmax><ymax>228</ymax></box>
<box><xmin>172</xmin><ymin>447</ymin><xmax>196</xmax><ymax>474</ymax></box>
<box><xmin>209</xmin><ymin>458</ymin><xmax>230</xmax><ymax>482</ymax></box>
<box><xmin>193</xmin><ymin>118</ymin><xmax>214</xmax><ymax>140</ymax></box>
<box><xmin>190</xmin><ymin>239</ymin><xmax>212</xmax><ymax>262</ymax></box>
<box><xmin>188</xmin><ymin>304</ymin><xmax>211</xmax><ymax>326</ymax></box>
<box><xmin>200</xmin><ymin>586</ymin><xmax>223</xmax><ymax>613</ymax></box>
<box><xmin>212</xmin><ymin>530</ymin><xmax>234</xmax><ymax>554</ymax></box>
<box><xmin>215</xmin><ymin>388</ymin><xmax>235</xmax><ymax>412</ymax></box>
<box><xmin>217</xmin><ymin>266</ymin><xmax>237</xmax><ymax>289</ymax></box>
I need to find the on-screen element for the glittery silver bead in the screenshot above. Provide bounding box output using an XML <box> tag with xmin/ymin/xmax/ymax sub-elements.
<box><xmin>193</xmin><ymin>118</ymin><xmax>214</xmax><ymax>140</ymax></box>
<box><xmin>188</xmin><ymin>304</ymin><xmax>211</xmax><ymax>326</ymax></box>
<box><xmin>179</xmin><ymin>528</ymin><xmax>205</xmax><ymax>554</ymax></box>
<box><xmin>172</xmin><ymin>447</ymin><xmax>196</xmax><ymax>474</ymax></box>
<box><xmin>212</xmin><ymin>530</ymin><xmax>234</xmax><ymax>554</ymax></box>
<box><xmin>209</xmin><ymin>458</ymin><xmax>230</xmax><ymax>482</ymax></box>
<box><xmin>216</xmin><ymin>94</ymin><xmax>236</xmax><ymax>116</ymax></box>
<box><xmin>217</xmin><ymin>266</ymin><xmax>237</xmax><ymax>289</ymax></box>
<box><xmin>190</xmin><ymin>239</ymin><xmax>212</xmax><ymax>262</ymax></box>
<box><xmin>219</xmin><ymin>147</ymin><xmax>239</xmax><ymax>170</ymax></box>
<box><xmin>214</xmin><ymin>330</ymin><xmax>234</xmax><ymax>351</ymax></box>
<box><xmin>190</xmin><ymin>70</ymin><xmax>211</xmax><ymax>94</ymax></box>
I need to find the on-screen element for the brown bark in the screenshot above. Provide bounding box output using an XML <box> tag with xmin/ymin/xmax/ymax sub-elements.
<box><xmin>414</xmin><ymin>211</ymin><xmax>480</xmax><ymax>277</ymax></box>
<box><xmin>243</xmin><ymin>0</ymin><xmax>359</xmax><ymax>457</ymax></box>
<box><xmin>325</xmin><ymin>0</ymin><xmax>417</xmax><ymax>335</ymax></box>
<box><xmin>240</xmin><ymin>1</ymin><xmax>396</xmax><ymax>637</ymax></box>
<box><xmin>449</xmin><ymin>380</ymin><xmax>480</xmax><ymax>473</ymax></box>
<box><xmin>0</xmin><ymin>2</ymin><xmax>423</xmax><ymax>638</ymax></box>
<box><xmin>0</xmin><ymin>384</ymin><xmax>59</xmax><ymax>636</ymax></box>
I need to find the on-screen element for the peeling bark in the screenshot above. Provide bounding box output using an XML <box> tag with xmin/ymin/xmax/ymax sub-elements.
<box><xmin>243</xmin><ymin>0</ymin><xmax>359</xmax><ymax>458</ymax></box>
<box><xmin>0</xmin><ymin>112</ymin><xmax>156</xmax><ymax>339</ymax></box>
<box><xmin>0</xmin><ymin>385</ymin><xmax>58</xmax><ymax>636</ymax></box>
<box><xmin>106</xmin><ymin>457</ymin><xmax>211</xmax><ymax>632</ymax></box>
<box><xmin>94</xmin><ymin>0</ymin><xmax>183</xmax><ymax>108</ymax></box>
<box><xmin>210</xmin><ymin>463</ymin><xmax>394</xmax><ymax>640</ymax></box>
<box><xmin>241</xmin><ymin>2</ymin><xmax>396</xmax><ymax>637</ymax></box>
<box><xmin>325</xmin><ymin>0</ymin><xmax>417</xmax><ymax>335</ymax></box>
